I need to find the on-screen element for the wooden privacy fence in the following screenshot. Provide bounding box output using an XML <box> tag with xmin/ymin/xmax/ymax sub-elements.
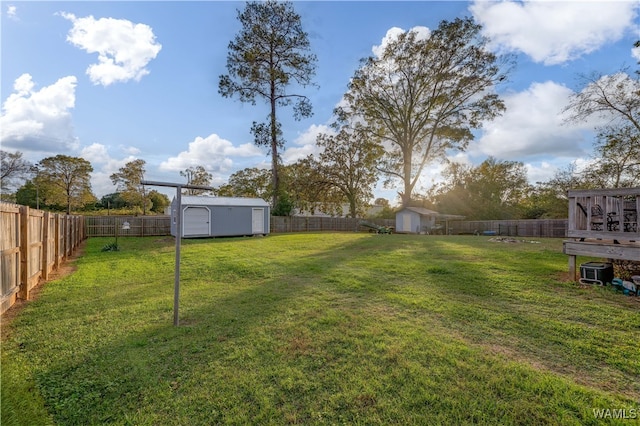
<box><xmin>85</xmin><ymin>215</ymin><xmax>171</xmax><ymax>237</ymax></box>
<box><xmin>83</xmin><ymin>216</ymin><xmax>568</xmax><ymax>237</ymax></box>
<box><xmin>451</xmin><ymin>219</ymin><xmax>568</xmax><ymax>238</ymax></box>
<box><xmin>1</xmin><ymin>203</ymin><xmax>86</xmax><ymax>315</ymax></box>
<box><xmin>271</xmin><ymin>216</ymin><xmax>395</xmax><ymax>233</ymax></box>
<box><xmin>84</xmin><ymin>215</ymin><xmax>395</xmax><ymax>236</ymax></box>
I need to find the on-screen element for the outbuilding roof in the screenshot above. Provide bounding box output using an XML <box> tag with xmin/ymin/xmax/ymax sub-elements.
<box><xmin>400</xmin><ymin>206</ymin><xmax>465</xmax><ymax>220</ymax></box>
<box><xmin>175</xmin><ymin>196</ymin><xmax>270</xmax><ymax>207</ymax></box>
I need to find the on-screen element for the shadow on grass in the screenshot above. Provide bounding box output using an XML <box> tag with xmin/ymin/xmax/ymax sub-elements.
<box><xmin>24</xmin><ymin>234</ymin><xmax>373</xmax><ymax>424</ymax></box>
<box><xmin>6</xmin><ymin>235</ymin><xmax>639</xmax><ymax>424</ymax></box>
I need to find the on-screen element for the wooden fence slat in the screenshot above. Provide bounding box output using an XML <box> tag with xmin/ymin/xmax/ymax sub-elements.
<box><xmin>18</xmin><ymin>206</ymin><xmax>29</xmax><ymax>300</ymax></box>
<box><xmin>42</xmin><ymin>212</ymin><xmax>49</xmax><ymax>280</ymax></box>
<box><xmin>1</xmin><ymin>203</ymin><xmax>87</xmax><ymax>314</ymax></box>
<box><xmin>0</xmin><ymin>204</ymin><xmax>21</xmax><ymax>313</ymax></box>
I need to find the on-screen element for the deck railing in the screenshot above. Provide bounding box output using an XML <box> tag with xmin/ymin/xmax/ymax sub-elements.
<box><xmin>567</xmin><ymin>187</ymin><xmax>639</xmax><ymax>242</ymax></box>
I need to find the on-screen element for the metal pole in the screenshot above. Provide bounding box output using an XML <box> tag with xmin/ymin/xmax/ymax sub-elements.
<box><xmin>174</xmin><ymin>187</ymin><xmax>182</xmax><ymax>326</ymax></box>
<box><xmin>139</xmin><ymin>180</ymin><xmax>214</xmax><ymax>327</ymax></box>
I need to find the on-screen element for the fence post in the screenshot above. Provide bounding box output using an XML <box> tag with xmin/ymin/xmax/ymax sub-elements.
<box><xmin>19</xmin><ymin>206</ymin><xmax>30</xmax><ymax>300</ymax></box>
<box><xmin>65</xmin><ymin>216</ymin><xmax>70</xmax><ymax>257</ymax></box>
<box><xmin>63</xmin><ymin>216</ymin><xmax>68</xmax><ymax>260</ymax></box>
<box><xmin>42</xmin><ymin>211</ymin><xmax>50</xmax><ymax>280</ymax></box>
<box><xmin>74</xmin><ymin>216</ymin><xmax>78</xmax><ymax>249</ymax></box>
<box><xmin>54</xmin><ymin>214</ymin><xmax>60</xmax><ymax>269</ymax></box>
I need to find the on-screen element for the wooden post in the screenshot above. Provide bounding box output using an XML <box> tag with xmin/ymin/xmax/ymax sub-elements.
<box><xmin>63</xmin><ymin>215</ymin><xmax>68</xmax><ymax>260</ymax></box>
<box><xmin>72</xmin><ymin>216</ymin><xmax>76</xmax><ymax>251</ymax></box>
<box><xmin>568</xmin><ymin>255</ymin><xmax>577</xmax><ymax>282</ymax></box>
<box><xmin>19</xmin><ymin>206</ymin><xmax>30</xmax><ymax>300</ymax></box>
<box><xmin>42</xmin><ymin>212</ymin><xmax>50</xmax><ymax>280</ymax></box>
<box><xmin>54</xmin><ymin>214</ymin><xmax>60</xmax><ymax>269</ymax></box>
<box><xmin>69</xmin><ymin>216</ymin><xmax>73</xmax><ymax>252</ymax></box>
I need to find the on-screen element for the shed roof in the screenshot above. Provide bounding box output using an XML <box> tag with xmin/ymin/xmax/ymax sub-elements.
<box><xmin>399</xmin><ymin>206</ymin><xmax>464</xmax><ymax>220</ymax></box>
<box><xmin>403</xmin><ymin>207</ymin><xmax>440</xmax><ymax>216</ymax></box>
<box><xmin>176</xmin><ymin>196</ymin><xmax>270</xmax><ymax>207</ymax></box>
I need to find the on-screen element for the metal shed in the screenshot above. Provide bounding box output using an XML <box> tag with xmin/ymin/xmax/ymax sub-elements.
<box><xmin>170</xmin><ymin>196</ymin><xmax>270</xmax><ymax>238</ymax></box>
<box><xmin>396</xmin><ymin>207</ymin><xmax>463</xmax><ymax>234</ymax></box>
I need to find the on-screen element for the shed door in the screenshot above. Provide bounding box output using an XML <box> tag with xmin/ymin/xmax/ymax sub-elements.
<box><xmin>183</xmin><ymin>207</ymin><xmax>210</xmax><ymax>236</ymax></box>
<box><xmin>401</xmin><ymin>213</ymin><xmax>412</xmax><ymax>232</ymax></box>
<box><xmin>252</xmin><ymin>208</ymin><xmax>264</xmax><ymax>234</ymax></box>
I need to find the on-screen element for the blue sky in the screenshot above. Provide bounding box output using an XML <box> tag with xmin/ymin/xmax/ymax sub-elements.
<box><xmin>2</xmin><ymin>1</ymin><xmax>639</xmax><ymax>204</ymax></box>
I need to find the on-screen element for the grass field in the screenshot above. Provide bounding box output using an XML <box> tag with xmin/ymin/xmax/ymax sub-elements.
<box><xmin>2</xmin><ymin>233</ymin><xmax>639</xmax><ymax>425</ymax></box>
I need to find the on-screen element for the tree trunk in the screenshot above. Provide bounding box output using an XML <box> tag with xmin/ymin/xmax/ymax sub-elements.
<box><xmin>66</xmin><ymin>187</ymin><xmax>71</xmax><ymax>215</ymax></box>
<box><xmin>270</xmin><ymin>79</ymin><xmax>279</xmax><ymax>209</ymax></box>
<box><xmin>349</xmin><ymin>198</ymin><xmax>357</xmax><ymax>218</ymax></box>
<box><xmin>402</xmin><ymin>149</ymin><xmax>413</xmax><ymax>207</ymax></box>
<box><xmin>143</xmin><ymin>186</ymin><xmax>148</xmax><ymax>216</ymax></box>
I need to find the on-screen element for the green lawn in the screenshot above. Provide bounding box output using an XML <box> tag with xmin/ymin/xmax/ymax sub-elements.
<box><xmin>2</xmin><ymin>234</ymin><xmax>639</xmax><ymax>425</ymax></box>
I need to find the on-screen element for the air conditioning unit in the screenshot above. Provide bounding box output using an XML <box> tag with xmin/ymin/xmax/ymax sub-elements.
<box><xmin>579</xmin><ymin>262</ymin><xmax>613</xmax><ymax>285</ymax></box>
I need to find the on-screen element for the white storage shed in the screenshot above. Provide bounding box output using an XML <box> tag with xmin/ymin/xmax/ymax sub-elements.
<box><xmin>396</xmin><ymin>207</ymin><xmax>464</xmax><ymax>234</ymax></box>
<box><xmin>171</xmin><ymin>196</ymin><xmax>270</xmax><ymax>238</ymax></box>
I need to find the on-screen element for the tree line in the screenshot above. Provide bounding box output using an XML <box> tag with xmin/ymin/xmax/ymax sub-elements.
<box><xmin>2</xmin><ymin>2</ymin><xmax>638</xmax><ymax>220</ymax></box>
<box><xmin>0</xmin><ymin>154</ymin><xmax>170</xmax><ymax>215</ymax></box>
<box><xmin>215</xmin><ymin>1</ymin><xmax>638</xmax><ymax>219</ymax></box>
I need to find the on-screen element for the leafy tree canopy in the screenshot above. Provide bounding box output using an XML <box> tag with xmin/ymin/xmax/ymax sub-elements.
<box><xmin>427</xmin><ymin>157</ymin><xmax>530</xmax><ymax>220</ymax></box>
<box><xmin>217</xmin><ymin>167</ymin><xmax>272</xmax><ymax>200</ymax></box>
<box><xmin>180</xmin><ymin>166</ymin><xmax>213</xmax><ymax>195</ymax></box>
<box><xmin>110</xmin><ymin>159</ymin><xmax>150</xmax><ymax>215</ymax></box>
<box><xmin>219</xmin><ymin>0</ymin><xmax>317</xmax><ymax>208</ymax></box>
<box><xmin>1</xmin><ymin>150</ymin><xmax>32</xmax><ymax>194</ymax></box>
<box><xmin>34</xmin><ymin>155</ymin><xmax>95</xmax><ymax>214</ymax></box>
<box><xmin>313</xmin><ymin>123</ymin><xmax>383</xmax><ymax>218</ymax></box>
<box><xmin>338</xmin><ymin>17</ymin><xmax>511</xmax><ymax>207</ymax></box>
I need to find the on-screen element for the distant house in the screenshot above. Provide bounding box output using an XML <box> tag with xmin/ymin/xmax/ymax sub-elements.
<box><xmin>170</xmin><ymin>196</ymin><xmax>270</xmax><ymax>238</ymax></box>
<box><xmin>395</xmin><ymin>207</ymin><xmax>464</xmax><ymax>234</ymax></box>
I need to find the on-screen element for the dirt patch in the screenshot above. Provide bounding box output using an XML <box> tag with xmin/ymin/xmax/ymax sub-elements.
<box><xmin>554</xmin><ymin>271</ymin><xmax>575</xmax><ymax>283</ymax></box>
<box><xmin>1</xmin><ymin>240</ymin><xmax>87</xmax><ymax>340</ymax></box>
<box><xmin>154</xmin><ymin>237</ymin><xmax>175</xmax><ymax>243</ymax></box>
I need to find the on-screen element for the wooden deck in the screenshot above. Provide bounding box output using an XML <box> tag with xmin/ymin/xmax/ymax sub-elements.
<box><xmin>564</xmin><ymin>188</ymin><xmax>639</xmax><ymax>280</ymax></box>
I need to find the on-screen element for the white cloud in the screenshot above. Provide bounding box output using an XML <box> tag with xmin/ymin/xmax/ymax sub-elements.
<box><xmin>159</xmin><ymin>133</ymin><xmax>264</xmax><ymax>173</ymax></box>
<box><xmin>13</xmin><ymin>73</ymin><xmax>34</xmax><ymax>94</ymax></box>
<box><xmin>120</xmin><ymin>145</ymin><xmax>141</xmax><ymax>156</ymax></box>
<box><xmin>470</xmin><ymin>1</ymin><xmax>638</xmax><ymax>65</ymax></box>
<box><xmin>372</xmin><ymin>26</ymin><xmax>430</xmax><ymax>58</ymax></box>
<box><xmin>282</xmin><ymin>124</ymin><xmax>333</xmax><ymax>164</ymax></box>
<box><xmin>7</xmin><ymin>5</ymin><xmax>17</xmax><ymax>20</ymax></box>
<box><xmin>472</xmin><ymin>81</ymin><xmax>596</xmax><ymax>160</ymax></box>
<box><xmin>78</xmin><ymin>145</ymin><xmax>141</xmax><ymax>197</ymax></box>
<box><xmin>60</xmin><ymin>12</ymin><xmax>162</xmax><ymax>86</ymax></box>
<box><xmin>0</xmin><ymin>73</ymin><xmax>79</xmax><ymax>153</ymax></box>
<box><xmin>574</xmin><ymin>157</ymin><xmax>598</xmax><ymax>175</ymax></box>
<box><xmin>525</xmin><ymin>161</ymin><xmax>559</xmax><ymax>184</ymax></box>
<box><xmin>80</xmin><ymin>143</ymin><xmax>110</xmax><ymax>164</ymax></box>
<box><xmin>372</xmin><ymin>27</ymin><xmax>404</xmax><ymax>58</ymax></box>
<box><xmin>633</xmin><ymin>45</ymin><xmax>640</xmax><ymax>62</ymax></box>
